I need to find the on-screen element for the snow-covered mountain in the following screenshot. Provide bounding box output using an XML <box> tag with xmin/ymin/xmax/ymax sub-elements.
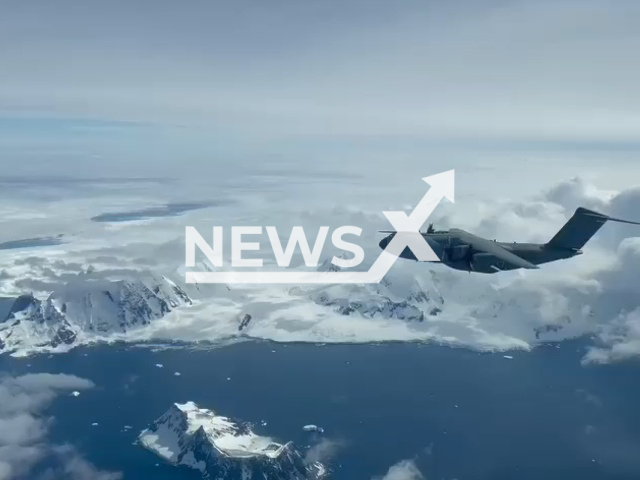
<box><xmin>312</xmin><ymin>280</ymin><xmax>442</xmax><ymax>323</ymax></box>
<box><xmin>0</xmin><ymin>253</ymin><xmax>592</xmax><ymax>357</ymax></box>
<box><xmin>309</xmin><ymin>258</ymin><xmax>444</xmax><ymax>322</ymax></box>
<box><xmin>138</xmin><ymin>401</ymin><xmax>326</xmax><ymax>479</ymax></box>
<box><xmin>0</xmin><ymin>274</ymin><xmax>192</xmax><ymax>355</ymax></box>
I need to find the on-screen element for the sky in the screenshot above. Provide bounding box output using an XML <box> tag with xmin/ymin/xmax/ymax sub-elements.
<box><xmin>1</xmin><ymin>0</ymin><xmax>640</xmax><ymax>180</ymax></box>
<box><xmin>2</xmin><ymin>1</ymin><xmax>640</xmax><ymax>361</ymax></box>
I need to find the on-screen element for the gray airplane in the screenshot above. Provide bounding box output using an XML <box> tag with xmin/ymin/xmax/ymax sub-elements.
<box><xmin>378</xmin><ymin>207</ymin><xmax>640</xmax><ymax>273</ymax></box>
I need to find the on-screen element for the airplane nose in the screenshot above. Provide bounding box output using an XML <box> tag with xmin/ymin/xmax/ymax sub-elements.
<box><xmin>379</xmin><ymin>235</ymin><xmax>392</xmax><ymax>250</ymax></box>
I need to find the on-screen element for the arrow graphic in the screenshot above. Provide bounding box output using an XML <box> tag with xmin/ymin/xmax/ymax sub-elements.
<box><xmin>185</xmin><ymin>170</ymin><xmax>454</xmax><ymax>284</ymax></box>
<box><xmin>364</xmin><ymin>169</ymin><xmax>454</xmax><ymax>283</ymax></box>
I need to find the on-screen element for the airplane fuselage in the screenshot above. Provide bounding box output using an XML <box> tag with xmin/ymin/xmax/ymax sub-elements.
<box><xmin>378</xmin><ymin>233</ymin><xmax>582</xmax><ymax>274</ymax></box>
<box><xmin>378</xmin><ymin>207</ymin><xmax>639</xmax><ymax>274</ymax></box>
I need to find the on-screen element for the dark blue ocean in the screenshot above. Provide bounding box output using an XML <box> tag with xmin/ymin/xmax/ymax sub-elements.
<box><xmin>2</xmin><ymin>340</ymin><xmax>640</xmax><ymax>480</ymax></box>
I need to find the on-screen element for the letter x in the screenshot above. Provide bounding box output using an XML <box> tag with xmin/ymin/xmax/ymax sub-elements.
<box><xmin>382</xmin><ymin>207</ymin><xmax>440</xmax><ymax>262</ymax></box>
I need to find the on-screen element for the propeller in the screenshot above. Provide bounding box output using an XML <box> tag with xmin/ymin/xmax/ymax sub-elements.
<box><xmin>465</xmin><ymin>244</ymin><xmax>475</xmax><ymax>272</ymax></box>
<box><xmin>442</xmin><ymin>237</ymin><xmax>453</xmax><ymax>262</ymax></box>
<box><xmin>442</xmin><ymin>240</ymin><xmax>475</xmax><ymax>271</ymax></box>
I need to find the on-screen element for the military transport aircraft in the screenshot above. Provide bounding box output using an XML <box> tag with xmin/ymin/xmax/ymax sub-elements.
<box><xmin>378</xmin><ymin>207</ymin><xmax>640</xmax><ymax>273</ymax></box>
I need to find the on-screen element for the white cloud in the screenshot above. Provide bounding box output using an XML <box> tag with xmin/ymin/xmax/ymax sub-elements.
<box><xmin>374</xmin><ymin>459</ymin><xmax>424</xmax><ymax>480</ymax></box>
<box><xmin>304</xmin><ymin>438</ymin><xmax>346</xmax><ymax>465</ymax></box>
<box><xmin>542</xmin><ymin>177</ymin><xmax>614</xmax><ymax>214</ymax></box>
<box><xmin>35</xmin><ymin>445</ymin><xmax>122</xmax><ymax>480</ymax></box>
<box><xmin>583</xmin><ymin>308</ymin><xmax>640</xmax><ymax>364</ymax></box>
<box><xmin>0</xmin><ymin>373</ymin><xmax>120</xmax><ymax>480</ymax></box>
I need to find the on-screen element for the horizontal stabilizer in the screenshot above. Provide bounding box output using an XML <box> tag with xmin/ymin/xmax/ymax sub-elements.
<box><xmin>586</xmin><ymin>211</ymin><xmax>640</xmax><ymax>226</ymax></box>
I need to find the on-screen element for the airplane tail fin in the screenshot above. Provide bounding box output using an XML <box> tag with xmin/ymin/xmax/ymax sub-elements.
<box><xmin>546</xmin><ymin>207</ymin><xmax>640</xmax><ymax>250</ymax></box>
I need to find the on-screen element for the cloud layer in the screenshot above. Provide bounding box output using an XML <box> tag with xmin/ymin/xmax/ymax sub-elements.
<box><xmin>1</xmin><ymin>168</ymin><xmax>640</xmax><ymax>363</ymax></box>
<box><xmin>374</xmin><ymin>459</ymin><xmax>424</xmax><ymax>480</ymax></box>
<box><xmin>0</xmin><ymin>373</ymin><xmax>120</xmax><ymax>480</ymax></box>
<box><xmin>2</xmin><ymin>1</ymin><xmax>640</xmax><ymax>144</ymax></box>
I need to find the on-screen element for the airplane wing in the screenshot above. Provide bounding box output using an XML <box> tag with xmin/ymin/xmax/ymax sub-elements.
<box><xmin>450</xmin><ymin>228</ymin><xmax>539</xmax><ymax>270</ymax></box>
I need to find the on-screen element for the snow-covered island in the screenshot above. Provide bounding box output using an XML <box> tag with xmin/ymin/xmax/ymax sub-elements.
<box><xmin>138</xmin><ymin>402</ymin><xmax>326</xmax><ymax>479</ymax></box>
